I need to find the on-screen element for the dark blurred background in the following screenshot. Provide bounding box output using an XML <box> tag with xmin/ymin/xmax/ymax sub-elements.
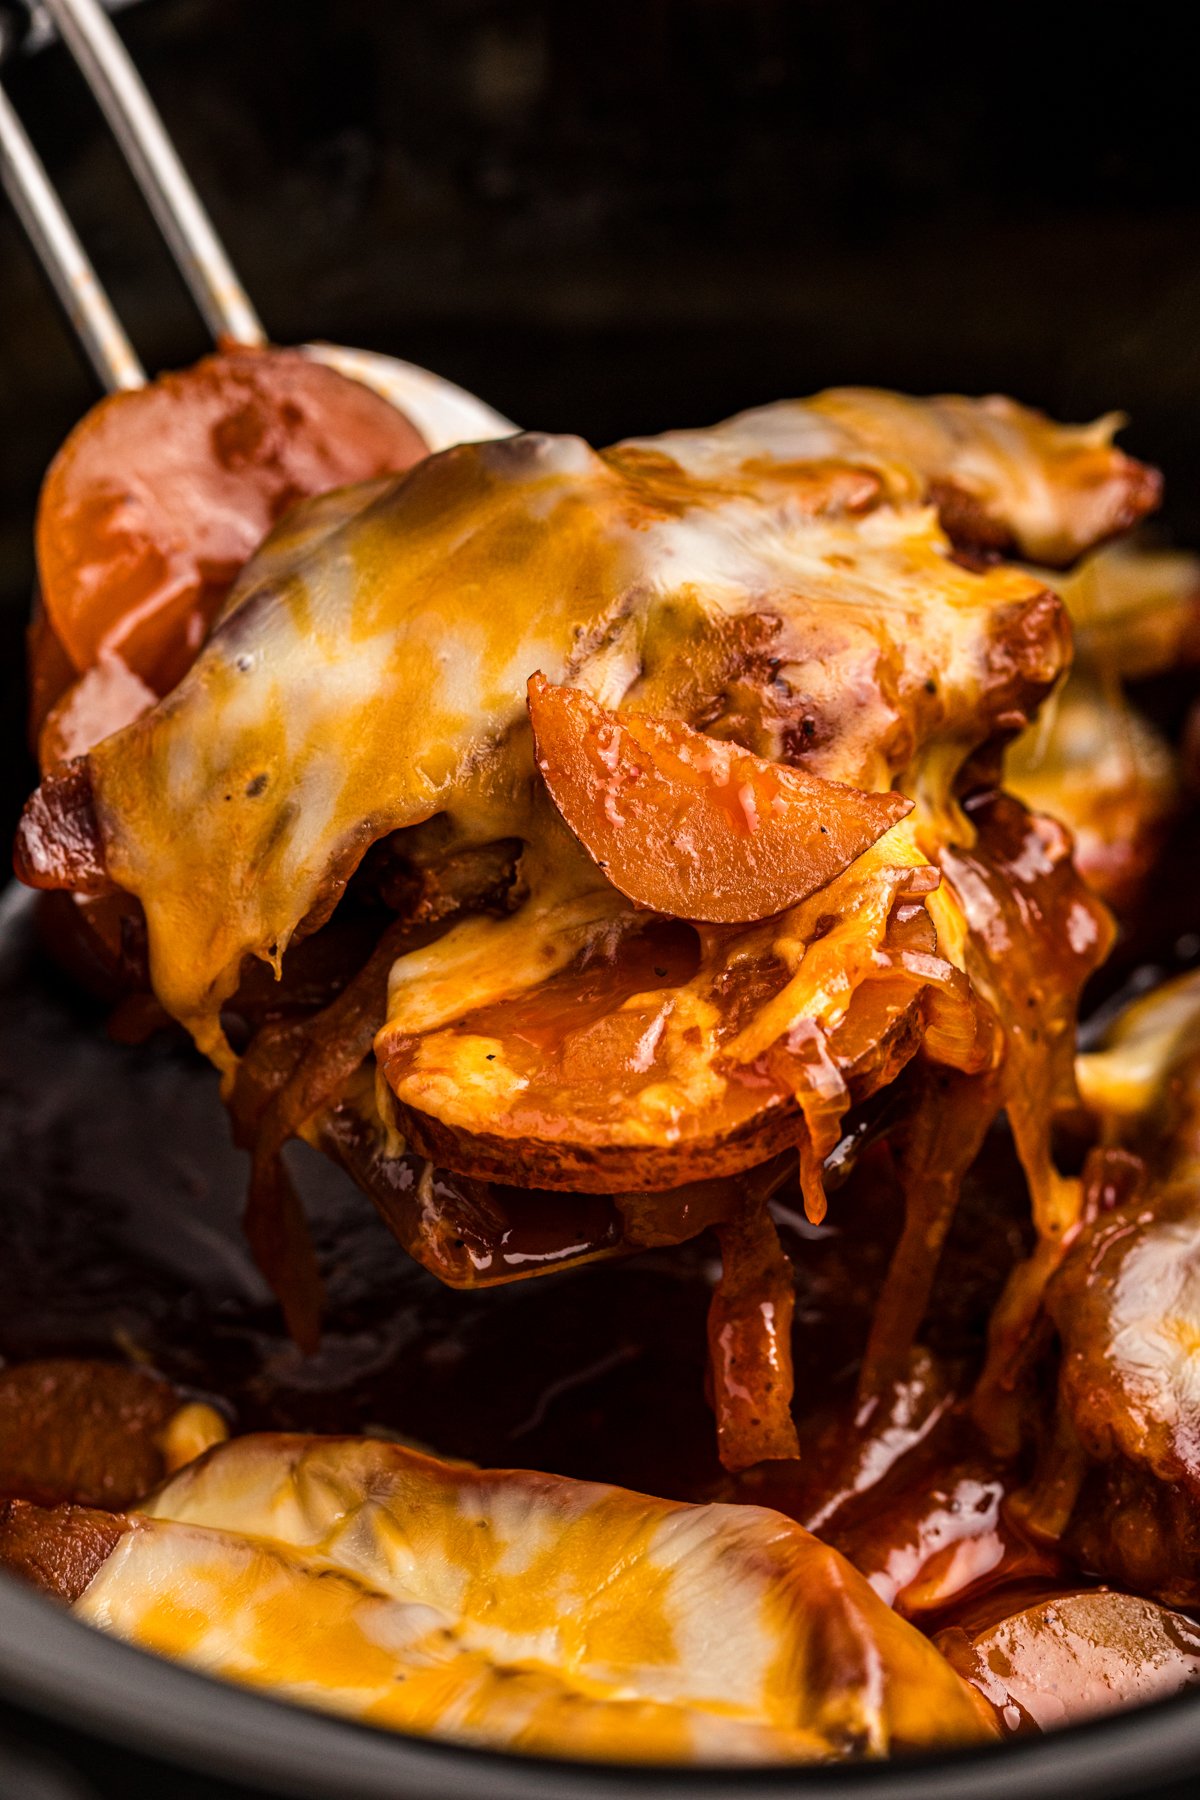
<box><xmin>2</xmin><ymin>0</ymin><xmax>1200</xmax><ymax>837</ymax></box>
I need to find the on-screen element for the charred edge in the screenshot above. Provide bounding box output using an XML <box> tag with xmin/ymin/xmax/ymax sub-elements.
<box><xmin>1111</xmin><ymin>456</ymin><xmax>1165</xmax><ymax>541</ymax></box>
<box><xmin>984</xmin><ymin>586</ymin><xmax>1074</xmax><ymax>728</ymax></box>
<box><xmin>395</xmin><ymin>1091</ymin><xmax>812</xmax><ymax>1196</ymax></box>
<box><xmin>13</xmin><ymin>758</ymin><xmax>112</xmax><ymax>895</ymax></box>
<box><xmin>926</xmin><ymin>479</ymin><xmax>1017</xmax><ymax>561</ymax></box>
<box><xmin>0</xmin><ymin>1497</ymin><xmax>128</xmax><ymax>1602</ymax></box>
<box><xmin>930</xmin><ymin>454</ymin><xmax>1163</xmax><ymax>569</ymax></box>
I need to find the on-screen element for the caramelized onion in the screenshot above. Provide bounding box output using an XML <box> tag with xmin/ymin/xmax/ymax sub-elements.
<box><xmin>708</xmin><ymin>1202</ymin><xmax>800</xmax><ymax>1470</ymax></box>
<box><xmin>939</xmin><ymin>793</ymin><xmax>1114</xmax><ymax>1443</ymax></box>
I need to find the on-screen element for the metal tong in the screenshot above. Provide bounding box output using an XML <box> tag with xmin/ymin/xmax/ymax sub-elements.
<box><xmin>0</xmin><ymin>0</ymin><xmax>516</xmax><ymax>454</ymax></box>
<box><xmin>0</xmin><ymin>0</ymin><xmax>265</xmax><ymax>390</ymax></box>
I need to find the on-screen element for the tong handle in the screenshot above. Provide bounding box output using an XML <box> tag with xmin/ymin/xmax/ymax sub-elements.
<box><xmin>0</xmin><ymin>76</ymin><xmax>145</xmax><ymax>389</ymax></box>
<box><xmin>37</xmin><ymin>0</ymin><xmax>265</xmax><ymax>348</ymax></box>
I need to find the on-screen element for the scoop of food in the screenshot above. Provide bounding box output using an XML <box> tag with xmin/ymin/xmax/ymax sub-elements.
<box><xmin>10</xmin><ymin>356</ymin><xmax>1196</xmax><ymax>1770</ymax></box>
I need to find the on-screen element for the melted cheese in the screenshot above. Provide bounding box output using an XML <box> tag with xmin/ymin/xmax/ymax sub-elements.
<box><xmin>1006</xmin><ymin>542</ymin><xmax>1199</xmax><ymax>911</ymax></box>
<box><xmin>1007</xmin><ymin>663</ymin><xmax>1176</xmax><ymax>911</ymax></box>
<box><xmin>799</xmin><ymin>389</ymin><xmax>1152</xmax><ymax>565</ymax></box>
<box><xmin>373</xmin><ymin>826</ymin><xmax>967</xmax><ymax>1190</ymax></box>
<box><xmin>1037</xmin><ymin>537</ymin><xmax>1200</xmax><ymax>679</ymax></box>
<box><xmin>86</xmin><ymin>400</ymin><xmax>1066</xmax><ymax>1061</ymax></box>
<box><xmin>74</xmin><ymin>1433</ymin><xmax>992</xmax><ymax>1762</ymax></box>
<box><xmin>1076</xmin><ymin>968</ymin><xmax>1200</xmax><ymax>1132</ymax></box>
<box><xmin>630</xmin><ymin>389</ymin><xmax>1150</xmax><ymax>564</ymax></box>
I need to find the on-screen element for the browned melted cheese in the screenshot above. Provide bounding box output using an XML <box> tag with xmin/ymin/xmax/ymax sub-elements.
<box><xmin>794</xmin><ymin>389</ymin><xmax>1158</xmax><ymax>565</ymax></box>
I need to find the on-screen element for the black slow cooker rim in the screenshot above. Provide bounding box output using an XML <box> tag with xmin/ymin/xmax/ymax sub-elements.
<box><xmin>2</xmin><ymin>1569</ymin><xmax>1200</xmax><ymax>1800</ymax></box>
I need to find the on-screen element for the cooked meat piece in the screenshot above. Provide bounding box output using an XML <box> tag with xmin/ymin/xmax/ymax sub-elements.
<box><xmin>0</xmin><ymin>1359</ymin><xmax>181</xmax><ymax>1509</ymax></box>
<box><xmin>936</xmin><ymin>1591</ymin><xmax>1200</xmax><ymax>1733</ymax></box>
<box><xmin>0</xmin><ymin>1497</ymin><xmax>129</xmax><ymax>1601</ymax></box>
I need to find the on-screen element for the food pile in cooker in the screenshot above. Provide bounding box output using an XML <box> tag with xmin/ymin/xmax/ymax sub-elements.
<box><xmin>5</xmin><ymin>348</ymin><xmax>1200</xmax><ymax>1761</ymax></box>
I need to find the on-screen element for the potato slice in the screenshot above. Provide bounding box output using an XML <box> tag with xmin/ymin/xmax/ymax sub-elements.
<box><xmin>528</xmin><ymin>674</ymin><xmax>911</xmax><ymax>924</ymax></box>
<box><xmin>1049</xmin><ymin>1187</ymin><xmax>1200</xmax><ymax>1497</ymax></box>
<box><xmin>377</xmin><ymin>842</ymin><xmax>958</xmax><ymax>1193</ymax></box>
